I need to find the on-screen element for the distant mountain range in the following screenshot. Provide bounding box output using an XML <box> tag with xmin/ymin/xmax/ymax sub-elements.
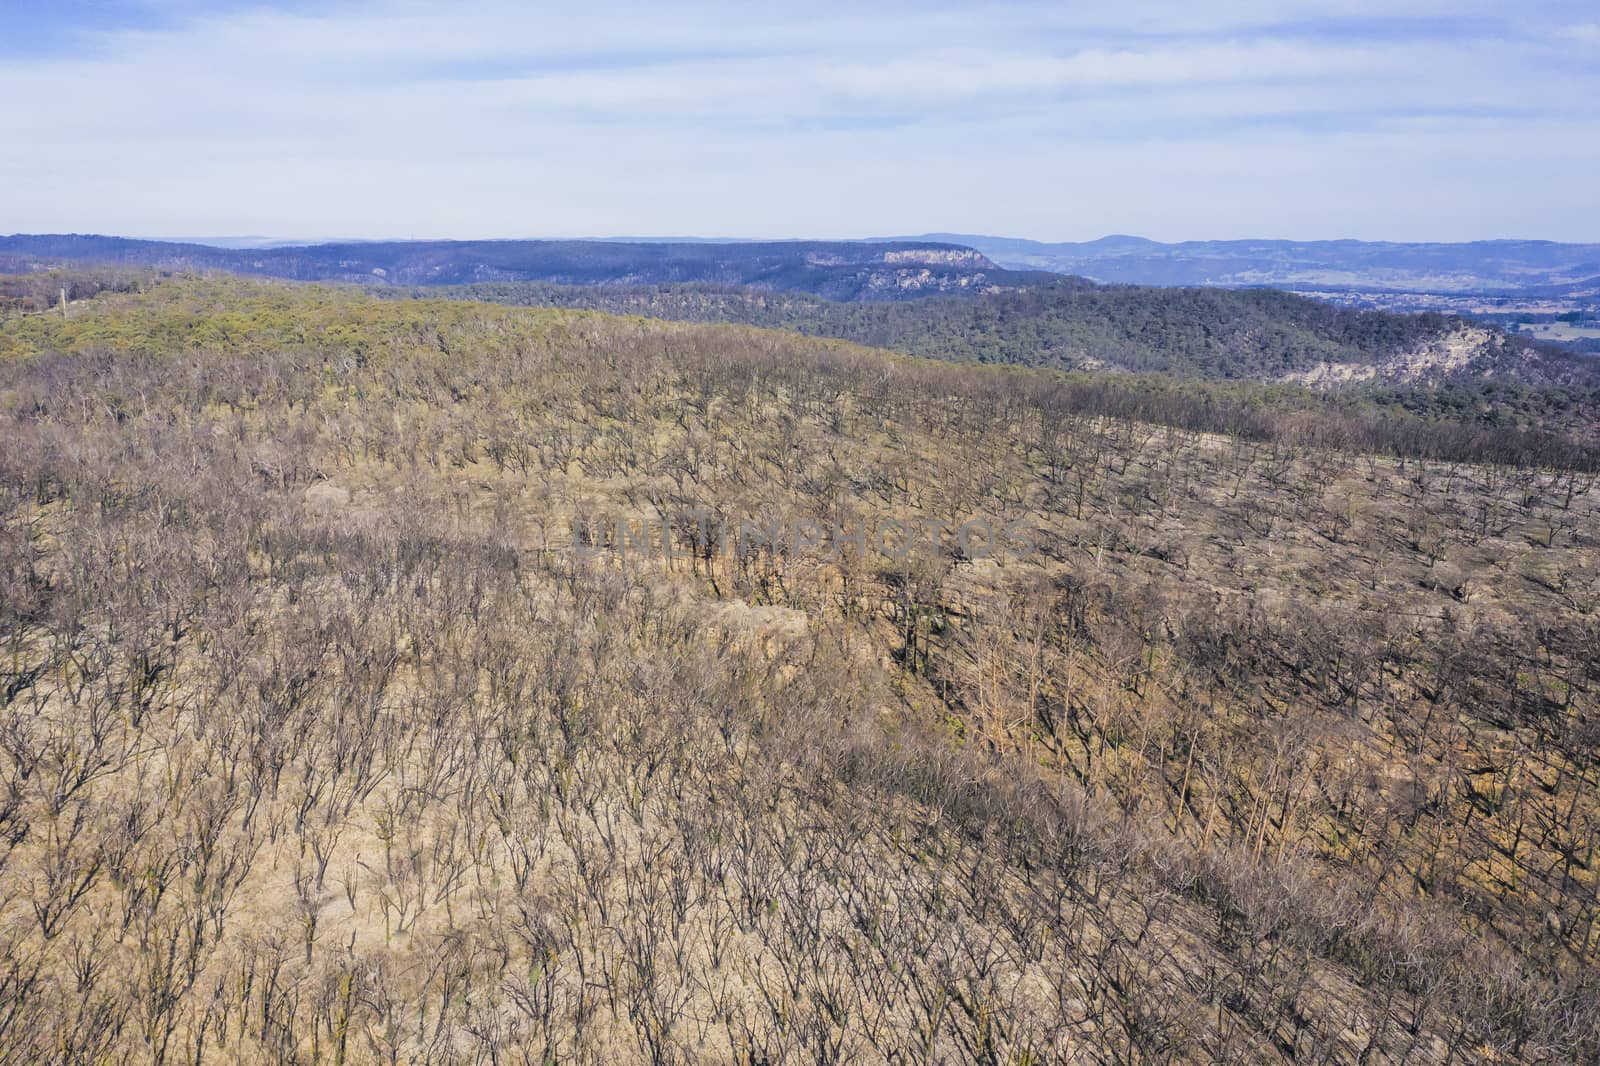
<box><xmin>0</xmin><ymin>235</ymin><xmax>1055</xmax><ymax>302</ymax></box>
<box><xmin>898</xmin><ymin>234</ymin><xmax>1600</xmax><ymax>295</ymax></box>
<box><xmin>15</xmin><ymin>231</ymin><xmax>1600</xmax><ymax>298</ymax></box>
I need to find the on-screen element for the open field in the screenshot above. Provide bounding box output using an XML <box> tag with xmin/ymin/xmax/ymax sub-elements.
<box><xmin>1518</xmin><ymin>323</ymin><xmax>1600</xmax><ymax>344</ymax></box>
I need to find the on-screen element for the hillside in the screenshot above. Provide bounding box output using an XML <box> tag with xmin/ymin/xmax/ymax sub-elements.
<box><xmin>2</xmin><ymin>276</ymin><xmax>1599</xmax><ymax>1063</ymax></box>
<box><xmin>0</xmin><ymin>234</ymin><xmax>1052</xmax><ymax>300</ymax></box>
<box><xmin>392</xmin><ymin>279</ymin><xmax>1600</xmax><ymax>434</ymax></box>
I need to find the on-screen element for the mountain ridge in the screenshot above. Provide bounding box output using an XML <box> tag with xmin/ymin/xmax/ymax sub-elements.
<box><xmin>895</xmin><ymin>233</ymin><xmax>1600</xmax><ymax>293</ymax></box>
<box><xmin>0</xmin><ymin>233</ymin><xmax>1055</xmax><ymax>302</ymax></box>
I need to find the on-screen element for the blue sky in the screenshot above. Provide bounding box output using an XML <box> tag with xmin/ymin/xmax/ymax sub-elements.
<box><xmin>3</xmin><ymin>1</ymin><xmax>1598</xmax><ymax>241</ymax></box>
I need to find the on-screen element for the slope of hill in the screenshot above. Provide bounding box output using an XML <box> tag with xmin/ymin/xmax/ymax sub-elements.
<box><xmin>909</xmin><ymin>234</ymin><xmax>1600</xmax><ymax>293</ymax></box>
<box><xmin>2</xmin><ymin>275</ymin><xmax>1598</xmax><ymax>1063</ymax></box>
<box><xmin>392</xmin><ymin>279</ymin><xmax>1600</xmax><ymax>433</ymax></box>
<box><xmin>0</xmin><ymin>234</ymin><xmax>1054</xmax><ymax>300</ymax></box>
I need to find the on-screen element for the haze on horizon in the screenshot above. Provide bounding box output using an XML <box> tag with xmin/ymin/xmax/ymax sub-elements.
<box><xmin>4</xmin><ymin>0</ymin><xmax>1599</xmax><ymax>244</ymax></box>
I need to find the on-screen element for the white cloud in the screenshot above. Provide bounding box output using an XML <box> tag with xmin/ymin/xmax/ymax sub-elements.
<box><xmin>2</xmin><ymin>0</ymin><xmax>1597</xmax><ymax>240</ymax></box>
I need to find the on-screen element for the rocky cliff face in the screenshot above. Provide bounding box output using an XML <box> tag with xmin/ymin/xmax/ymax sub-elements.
<box><xmin>859</xmin><ymin>267</ymin><xmax>998</xmax><ymax>295</ymax></box>
<box><xmin>1280</xmin><ymin>326</ymin><xmax>1536</xmax><ymax>388</ymax></box>
<box><xmin>880</xmin><ymin>247</ymin><xmax>993</xmax><ymax>268</ymax></box>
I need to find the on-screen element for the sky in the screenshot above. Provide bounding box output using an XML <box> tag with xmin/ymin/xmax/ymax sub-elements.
<box><xmin>3</xmin><ymin>0</ymin><xmax>1599</xmax><ymax>242</ymax></box>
